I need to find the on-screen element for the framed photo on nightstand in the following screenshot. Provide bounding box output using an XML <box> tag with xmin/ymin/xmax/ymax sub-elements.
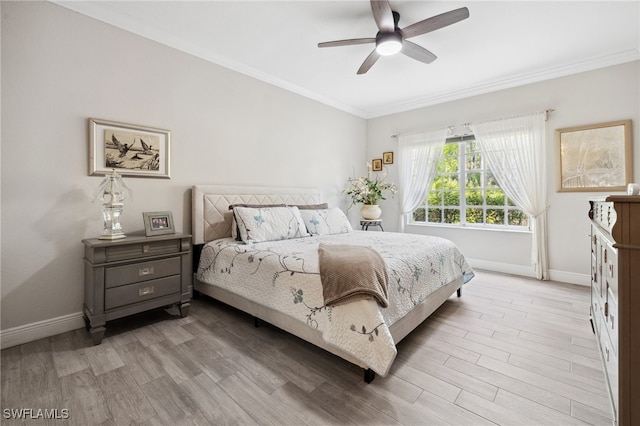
<box><xmin>143</xmin><ymin>211</ymin><xmax>175</xmax><ymax>236</ymax></box>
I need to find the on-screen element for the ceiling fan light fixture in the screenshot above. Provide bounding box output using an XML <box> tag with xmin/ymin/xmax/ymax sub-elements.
<box><xmin>318</xmin><ymin>1</ymin><xmax>470</xmax><ymax>74</ymax></box>
<box><xmin>375</xmin><ymin>32</ymin><xmax>402</xmax><ymax>56</ymax></box>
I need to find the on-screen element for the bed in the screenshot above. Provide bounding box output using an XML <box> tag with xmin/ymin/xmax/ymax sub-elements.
<box><xmin>192</xmin><ymin>185</ymin><xmax>474</xmax><ymax>382</ymax></box>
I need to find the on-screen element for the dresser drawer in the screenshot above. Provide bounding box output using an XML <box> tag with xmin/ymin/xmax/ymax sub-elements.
<box><xmin>591</xmin><ymin>252</ymin><xmax>601</xmax><ymax>296</ymax></box>
<box><xmin>594</xmin><ymin>201</ymin><xmax>617</xmax><ymax>233</ymax></box>
<box><xmin>105</xmin><ymin>239</ymin><xmax>182</xmax><ymax>262</ymax></box>
<box><xmin>105</xmin><ymin>257</ymin><xmax>181</xmax><ymax>288</ymax></box>
<box><xmin>604</xmin><ymin>243</ymin><xmax>618</xmax><ymax>302</ymax></box>
<box><xmin>599</xmin><ymin>323</ymin><xmax>619</xmax><ymax>418</ymax></box>
<box><xmin>605</xmin><ymin>284</ymin><xmax>618</xmax><ymax>354</ymax></box>
<box><xmin>105</xmin><ymin>275</ymin><xmax>180</xmax><ymax>310</ymax></box>
<box><xmin>591</xmin><ymin>285</ymin><xmax>602</xmax><ymax>335</ymax></box>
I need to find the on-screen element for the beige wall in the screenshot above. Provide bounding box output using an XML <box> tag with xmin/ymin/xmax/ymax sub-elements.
<box><xmin>367</xmin><ymin>61</ymin><xmax>640</xmax><ymax>282</ymax></box>
<box><xmin>0</xmin><ymin>2</ymin><xmax>366</xmax><ymax>333</ymax></box>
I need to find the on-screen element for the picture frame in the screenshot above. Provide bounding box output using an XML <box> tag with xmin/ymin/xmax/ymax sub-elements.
<box><xmin>142</xmin><ymin>211</ymin><xmax>175</xmax><ymax>236</ymax></box>
<box><xmin>383</xmin><ymin>151</ymin><xmax>394</xmax><ymax>164</ymax></box>
<box><xmin>556</xmin><ymin>120</ymin><xmax>633</xmax><ymax>192</ymax></box>
<box><xmin>89</xmin><ymin>118</ymin><xmax>170</xmax><ymax>178</ymax></box>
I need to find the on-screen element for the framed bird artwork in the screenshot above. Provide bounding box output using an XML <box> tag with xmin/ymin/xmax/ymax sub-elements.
<box><xmin>89</xmin><ymin>118</ymin><xmax>171</xmax><ymax>178</ymax></box>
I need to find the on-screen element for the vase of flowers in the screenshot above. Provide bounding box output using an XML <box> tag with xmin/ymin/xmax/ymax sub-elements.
<box><xmin>345</xmin><ymin>164</ymin><xmax>397</xmax><ymax>219</ymax></box>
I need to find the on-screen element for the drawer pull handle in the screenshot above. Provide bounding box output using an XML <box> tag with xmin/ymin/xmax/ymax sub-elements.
<box><xmin>139</xmin><ymin>266</ymin><xmax>154</xmax><ymax>276</ymax></box>
<box><xmin>604</xmin><ymin>301</ymin><xmax>608</xmax><ymax>317</ymax></box>
<box><xmin>139</xmin><ymin>286</ymin><xmax>155</xmax><ymax>296</ymax></box>
<box><xmin>610</xmin><ymin>314</ymin><xmax>615</xmax><ymax>329</ymax></box>
<box><xmin>609</xmin><ymin>264</ymin><xmax>614</xmax><ymax>278</ymax></box>
<box><xmin>143</xmin><ymin>244</ymin><xmax>150</xmax><ymax>254</ymax></box>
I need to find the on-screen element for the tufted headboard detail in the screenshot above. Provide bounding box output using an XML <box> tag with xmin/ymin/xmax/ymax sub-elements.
<box><xmin>192</xmin><ymin>185</ymin><xmax>322</xmax><ymax>245</ymax></box>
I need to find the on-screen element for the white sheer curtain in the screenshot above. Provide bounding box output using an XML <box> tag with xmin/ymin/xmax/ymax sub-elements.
<box><xmin>397</xmin><ymin>128</ymin><xmax>448</xmax><ymax>232</ymax></box>
<box><xmin>469</xmin><ymin>112</ymin><xmax>549</xmax><ymax>280</ymax></box>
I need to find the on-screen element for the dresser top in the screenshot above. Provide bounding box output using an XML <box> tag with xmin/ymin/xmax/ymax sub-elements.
<box><xmin>605</xmin><ymin>195</ymin><xmax>640</xmax><ymax>203</ymax></box>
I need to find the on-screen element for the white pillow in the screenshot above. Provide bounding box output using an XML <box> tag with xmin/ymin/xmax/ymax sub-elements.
<box><xmin>229</xmin><ymin>203</ymin><xmax>286</xmax><ymax>241</ymax></box>
<box><xmin>234</xmin><ymin>206</ymin><xmax>309</xmax><ymax>243</ymax></box>
<box><xmin>300</xmin><ymin>208</ymin><xmax>353</xmax><ymax>235</ymax></box>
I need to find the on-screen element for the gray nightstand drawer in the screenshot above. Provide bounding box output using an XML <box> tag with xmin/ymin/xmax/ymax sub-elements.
<box><xmin>105</xmin><ymin>239</ymin><xmax>181</xmax><ymax>262</ymax></box>
<box><xmin>105</xmin><ymin>275</ymin><xmax>180</xmax><ymax>310</ymax></box>
<box><xmin>105</xmin><ymin>257</ymin><xmax>181</xmax><ymax>288</ymax></box>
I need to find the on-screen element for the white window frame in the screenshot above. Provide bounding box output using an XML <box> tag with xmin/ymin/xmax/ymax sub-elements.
<box><xmin>409</xmin><ymin>136</ymin><xmax>531</xmax><ymax>231</ymax></box>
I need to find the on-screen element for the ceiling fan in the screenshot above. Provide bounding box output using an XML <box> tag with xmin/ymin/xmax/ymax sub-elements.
<box><xmin>318</xmin><ymin>0</ymin><xmax>469</xmax><ymax>74</ymax></box>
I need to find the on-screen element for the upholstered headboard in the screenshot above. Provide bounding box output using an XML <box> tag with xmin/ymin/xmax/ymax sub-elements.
<box><xmin>192</xmin><ymin>185</ymin><xmax>322</xmax><ymax>245</ymax></box>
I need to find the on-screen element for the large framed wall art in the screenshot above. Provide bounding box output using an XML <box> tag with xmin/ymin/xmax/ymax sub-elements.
<box><xmin>89</xmin><ymin>118</ymin><xmax>171</xmax><ymax>178</ymax></box>
<box><xmin>556</xmin><ymin>120</ymin><xmax>632</xmax><ymax>192</ymax></box>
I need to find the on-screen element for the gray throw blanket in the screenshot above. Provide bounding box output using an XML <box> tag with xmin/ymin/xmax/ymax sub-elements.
<box><xmin>318</xmin><ymin>244</ymin><xmax>389</xmax><ymax>308</ymax></box>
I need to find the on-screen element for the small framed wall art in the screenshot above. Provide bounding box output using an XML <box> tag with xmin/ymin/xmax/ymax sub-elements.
<box><xmin>372</xmin><ymin>159</ymin><xmax>383</xmax><ymax>171</ymax></box>
<box><xmin>89</xmin><ymin>118</ymin><xmax>171</xmax><ymax>178</ymax></box>
<box><xmin>383</xmin><ymin>151</ymin><xmax>394</xmax><ymax>164</ymax></box>
<box><xmin>555</xmin><ymin>119</ymin><xmax>632</xmax><ymax>192</ymax></box>
<box><xmin>143</xmin><ymin>211</ymin><xmax>175</xmax><ymax>236</ymax></box>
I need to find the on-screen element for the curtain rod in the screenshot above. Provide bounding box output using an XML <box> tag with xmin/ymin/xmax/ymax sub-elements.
<box><xmin>390</xmin><ymin>108</ymin><xmax>555</xmax><ymax>138</ymax></box>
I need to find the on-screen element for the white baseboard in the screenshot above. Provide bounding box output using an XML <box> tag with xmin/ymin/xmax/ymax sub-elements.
<box><xmin>0</xmin><ymin>312</ymin><xmax>85</xmax><ymax>349</ymax></box>
<box><xmin>468</xmin><ymin>258</ymin><xmax>590</xmax><ymax>286</ymax></box>
<box><xmin>548</xmin><ymin>269</ymin><xmax>591</xmax><ymax>286</ymax></box>
<box><xmin>468</xmin><ymin>258</ymin><xmax>537</xmax><ymax>278</ymax></box>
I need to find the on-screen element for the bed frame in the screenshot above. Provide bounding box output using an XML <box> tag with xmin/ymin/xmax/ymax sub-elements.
<box><xmin>191</xmin><ymin>185</ymin><xmax>463</xmax><ymax>382</ymax></box>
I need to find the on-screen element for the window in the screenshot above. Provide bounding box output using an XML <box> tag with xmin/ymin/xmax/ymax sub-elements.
<box><xmin>411</xmin><ymin>137</ymin><xmax>530</xmax><ymax>229</ymax></box>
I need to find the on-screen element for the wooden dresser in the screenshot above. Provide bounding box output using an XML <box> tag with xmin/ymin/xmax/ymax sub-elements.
<box><xmin>82</xmin><ymin>232</ymin><xmax>192</xmax><ymax>344</ymax></box>
<box><xmin>588</xmin><ymin>196</ymin><xmax>640</xmax><ymax>425</ymax></box>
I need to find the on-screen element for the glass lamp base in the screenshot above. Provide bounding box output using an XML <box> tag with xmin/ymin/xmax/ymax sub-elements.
<box><xmin>100</xmin><ymin>203</ymin><xmax>126</xmax><ymax>240</ymax></box>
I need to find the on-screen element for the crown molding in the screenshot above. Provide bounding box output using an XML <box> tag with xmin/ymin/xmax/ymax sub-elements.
<box><xmin>365</xmin><ymin>49</ymin><xmax>640</xmax><ymax>119</ymax></box>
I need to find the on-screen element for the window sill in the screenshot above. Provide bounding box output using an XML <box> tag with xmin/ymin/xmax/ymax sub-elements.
<box><xmin>406</xmin><ymin>222</ymin><xmax>532</xmax><ymax>234</ymax></box>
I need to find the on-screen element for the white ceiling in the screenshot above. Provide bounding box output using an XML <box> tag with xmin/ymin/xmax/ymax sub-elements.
<box><xmin>55</xmin><ymin>1</ymin><xmax>640</xmax><ymax>118</ymax></box>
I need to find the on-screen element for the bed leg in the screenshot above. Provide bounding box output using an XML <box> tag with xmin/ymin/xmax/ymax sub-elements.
<box><xmin>254</xmin><ymin>317</ymin><xmax>260</xmax><ymax>328</ymax></box>
<box><xmin>457</xmin><ymin>288</ymin><xmax>462</xmax><ymax>298</ymax></box>
<box><xmin>364</xmin><ymin>368</ymin><xmax>375</xmax><ymax>383</ymax></box>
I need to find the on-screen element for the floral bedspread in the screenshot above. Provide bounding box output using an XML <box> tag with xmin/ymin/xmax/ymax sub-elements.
<box><xmin>196</xmin><ymin>230</ymin><xmax>474</xmax><ymax>376</ymax></box>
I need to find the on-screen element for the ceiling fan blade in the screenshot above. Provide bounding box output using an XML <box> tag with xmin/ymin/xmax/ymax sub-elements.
<box><xmin>401</xmin><ymin>7</ymin><xmax>469</xmax><ymax>39</ymax></box>
<box><xmin>318</xmin><ymin>38</ymin><xmax>376</xmax><ymax>48</ymax></box>
<box><xmin>402</xmin><ymin>41</ymin><xmax>437</xmax><ymax>64</ymax></box>
<box><xmin>370</xmin><ymin>0</ymin><xmax>395</xmax><ymax>32</ymax></box>
<box><xmin>357</xmin><ymin>50</ymin><xmax>381</xmax><ymax>74</ymax></box>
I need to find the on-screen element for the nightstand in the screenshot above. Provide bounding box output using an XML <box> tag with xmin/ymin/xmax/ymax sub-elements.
<box><xmin>82</xmin><ymin>231</ymin><xmax>192</xmax><ymax>344</ymax></box>
<box><xmin>360</xmin><ymin>220</ymin><xmax>384</xmax><ymax>231</ymax></box>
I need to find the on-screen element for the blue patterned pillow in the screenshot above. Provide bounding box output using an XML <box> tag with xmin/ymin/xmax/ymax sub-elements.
<box><xmin>234</xmin><ymin>206</ymin><xmax>309</xmax><ymax>243</ymax></box>
<box><xmin>299</xmin><ymin>208</ymin><xmax>353</xmax><ymax>235</ymax></box>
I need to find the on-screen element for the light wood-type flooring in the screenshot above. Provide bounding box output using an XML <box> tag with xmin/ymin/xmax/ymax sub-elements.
<box><xmin>1</xmin><ymin>270</ymin><xmax>613</xmax><ymax>425</ymax></box>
